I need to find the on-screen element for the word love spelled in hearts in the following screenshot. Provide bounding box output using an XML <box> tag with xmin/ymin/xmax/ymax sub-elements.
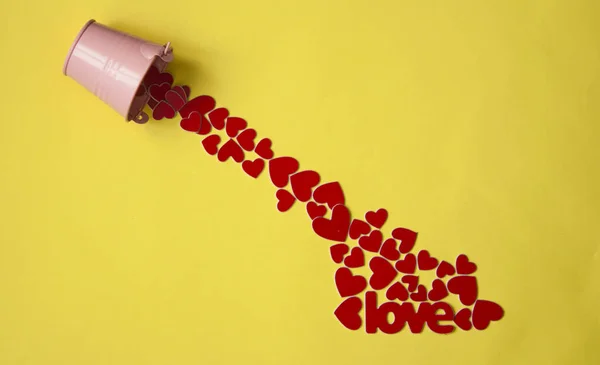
<box><xmin>145</xmin><ymin>69</ymin><xmax>505</xmax><ymax>334</ymax></box>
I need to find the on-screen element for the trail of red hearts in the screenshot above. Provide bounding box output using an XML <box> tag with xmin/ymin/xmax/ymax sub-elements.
<box><xmin>141</xmin><ymin>67</ymin><xmax>505</xmax><ymax>334</ymax></box>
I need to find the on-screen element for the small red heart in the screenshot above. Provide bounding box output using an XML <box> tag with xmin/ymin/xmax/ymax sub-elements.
<box><xmin>395</xmin><ymin>254</ymin><xmax>416</xmax><ymax>274</ymax></box>
<box><xmin>386</xmin><ymin>282</ymin><xmax>409</xmax><ymax>301</ymax></box>
<box><xmin>143</xmin><ymin>66</ymin><xmax>174</xmax><ymax>87</ymax></box>
<box><xmin>447</xmin><ymin>276</ymin><xmax>478</xmax><ymax>306</ymax></box>
<box><xmin>236</xmin><ymin>128</ymin><xmax>257</xmax><ymax>151</ymax></box>
<box><xmin>334</xmin><ymin>296</ymin><xmax>363</xmax><ymax>331</ymax></box>
<box><xmin>276</xmin><ymin>189</ymin><xmax>295</xmax><ymax>212</ymax></box>
<box><xmin>456</xmin><ymin>254</ymin><xmax>477</xmax><ymax>275</ymax></box>
<box><xmin>179</xmin><ymin>95</ymin><xmax>216</xmax><ymax>118</ymax></box>
<box><xmin>152</xmin><ymin>101</ymin><xmax>176</xmax><ymax>120</ymax></box>
<box><xmin>290</xmin><ymin>170</ymin><xmax>320</xmax><ymax>202</ymax></box>
<box><xmin>330</xmin><ymin>243</ymin><xmax>349</xmax><ymax>264</ymax></box>
<box><xmin>255</xmin><ymin>138</ymin><xmax>274</xmax><ymax>159</ymax></box>
<box><xmin>312</xmin><ymin>204</ymin><xmax>350</xmax><ymax>242</ymax></box>
<box><xmin>380</xmin><ymin>238</ymin><xmax>400</xmax><ymax>261</ymax></box>
<box><xmin>217</xmin><ymin>139</ymin><xmax>245</xmax><ymax>163</ymax></box>
<box><xmin>368</xmin><ymin>257</ymin><xmax>397</xmax><ymax>290</ymax></box>
<box><xmin>391</xmin><ymin>228</ymin><xmax>418</xmax><ymax>253</ymax></box>
<box><xmin>181</xmin><ymin>85</ymin><xmax>191</xmax><ymax>99</ymax></box>
<box><xmin>242</xmin><ymin>158</ymin><xmax>265</xmax><ymax>178</ymax></box>
<box><xmin>201</xmin><ymin>135</ymin><xmax>221</xmax><ymax>155</ymax></box>
<box><xmin>165</xmin><ymin>89</ymin><xmax>186</xmax><ymax>111</ymax></box>
<box><xmin>180</xmin><ymin>111</ymin><xmax>203</xmax><ymax>132</ymax></box>
<box><xmin>313</xmin><ymin>182</ymin><xmax>345</xmax><ymax>209</ymax></box>
<box><xmin>207</xmin><ymin>107</ymin><xmax>228</xmax><ymax>130</ymax></box>
<box><xmin>149</xmin><ymin>82</ymin><xmax>171</xmax><ymax>102</ymax></box>
<box><xmin>344</xmin><ymin>247</ymin><xmax>365</xmax><ymax>268</ymax></box>
<box><xmin>306</xmin><ymin>202</ymin><xmax>327</xmax><ymax>220</ymax></box>
<box><xmin>410</xmin><ymin>285</ymin><xmax>427</xmax><ymax>302</ymax></box>
<box><xmin>335</xmin><ymin>267</ymin><xmax>367</xmax><ymax>297</ymax></box>
<box><xmin>358</xmin><ymin>230</ymin><xmax>383</xmax><ymax>253</ymax></box>
<box><xmin>436</xmin><ymin>260</ymin><xmax>456</xmax><ymax>279</ymax></box>
<box><xmin>472</xmin><ymin>300</ymin><xmax>504</xmax><ymax>330</ymax></box>
<box><xmin>268</xmin><ymin>157</ymin><xmax>299</xmax><ymax>188</ymax></box>
<box><xmin>417</xmin><ymin>250</ymin><xmax>439</xmax><ymax>270</ymax></box>
<box><xmin>428</xmin><ymin>279</ymin><xmax>449</xmax><ymax>301</ymax></box>
<box><xmin>349</xmin><ymin>219</ymin><xmax>371</xmax><ymax>240</ymax></box>
<box><xmin>400</xmin><ymin>275</ymin><xmax>419</xmax><ymax>292</ymax></box>
<box><xmin>454</xmin><ymin>308</ymin><xmax>473</xmax><ymax>331</ymax></box>
<box><xmin>225</xmin><ymin>117</ymin><xmax>247</xmax><ymax>138</ymax></box>
<box><xmin>365</xmin><ymin>209</ymin><xmax>388</xmax><ymax>229</ymax></box>
<box><xmin>197</xmin><ymin>117</ymin><xmax>212</xmax><ymax>135</ymax></box>
<box><xmin>171</xmin><ymin>85</ymin><xmax>189</xmax><ymax>101</ymax></box>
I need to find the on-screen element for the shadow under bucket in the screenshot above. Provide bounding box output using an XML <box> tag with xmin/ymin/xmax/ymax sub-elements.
<box><xmin>63</xmin><ymin>19</ymin><xmax>174</xmax><ymax>123</ymax></box>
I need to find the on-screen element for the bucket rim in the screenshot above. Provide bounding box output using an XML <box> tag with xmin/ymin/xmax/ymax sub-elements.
<box><xmin>63</xmin><ymin>19</ymin><xmax>96</xmax><ymax>76</ymax></box>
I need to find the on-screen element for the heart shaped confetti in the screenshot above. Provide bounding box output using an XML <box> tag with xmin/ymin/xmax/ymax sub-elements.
<box><xmin>428</xmin><ymin>279</ymin><xmax>449</xmax><ymax>301</ymax></box>
<box><xmin>208</xmin><ymin>107</ymin><xmax>228</xmax><ymax>129</ymax></box>
<box><xmin>410</xmin><ymin>285</ymin><xmax>427</xmax><ymax>302</ymax></box>
<box><xmin>143</xmin><ymin>66</ymin><xmax>174</xmax><ymax>87</ymax></box>
<box><xmin>268</xmin><ymin>157</ymin><xmax>300</xmax><ymax>188</ymax></box>
<box><xmin>391</xmin><ymin>228</ymin><xmax>418</xmax><ymax>254</ymax></box>
<box><xmin>165</xmin><ymin>89</ymin><xmax>186</xmax><ymax>111</ymax></box>
<box><xmin>401</xmin><ymin>275</ymin><xmax>419</xmax><ymax>292</ymax></box>
<box><xmin>472</xmin><ymin>300</ymin><xmax>504</xmax><ymax>330</ymax></box>
<box><xmin>334</xmin><ymin>297</ymin><xmax>363</xmax><ymax>331</ymax></box>
<box><xmin>217</xmin><ymin>139</ymin><xmax>244</xmax><ymax>163</ymax></box>
<box><xmin>313</xmin><ymin>182</ymin><xmax>345</xmax><ymax>209</ymax></box>
<box><xmin>436</xmin><ymin>261</ymin><xmax>456</xmax><ymax>279</ymax></box>
<box><xmin>276</xmin><ymin>189</ymin><xmax>296</xmax><ymax>212</ymax></box>
<box><xmin>306</xmin><ymin>202</ymin><xmax>327</xmax><ymax>220</ymax></box>
<box><xmin>330</xmin><ymin>244</ymin><xmax>350</xmax><ymax>264</ymax></box>
<box><xmin>152</xmin><ymin>101</ymin><xmax>176</xmax><ymax>120</ymax></box>
<box><xmin>344</xmin><ymin>247</ymin><xmax>365</xmax><ymax>268</ymax></box>
<box><xmin>380</xmin><ymin>238</ymin><xmax>400</xmax><ymax>261</ymax></box>
<box><xmin>365</xmin><ymin>209</ymin><xmax>388</xmax><ymax>229</ymax></box>
<box><xmin>335</xmin><ymin>267</ymin><xmax>367</xmax><ymax>297</ymax></box>
<box><xmin>447</xmin><ymin>276</ymin><xmax>478</xmax><ymax>306</ymax></box>
<box><xmin>312</xmin><ymin>204</ymin><xmax>350</xmax><ymax>242</ymax></box>
<box><xmin>358</xmin><ymin>230</ymin><xmax>383</xmax><ymax>253</ymax></box>
<box><xmin>368</xmin><ymin>257</ymin><xmax>397</xmax><ymax>290</ymax></box>
<box><xmin>171</xmin><ymin>85</ymin><xmax>189</xmax><ymax>101</ymax></box>
<box><xmin>417</xmin><ymin>250</ymin><xmax>439</xmax><ymax>270</ymax></box>
<box><xmin>349</xmin><ymin>219</ymin><xmax>371</xmax><ymax>240</ymax></box>
<box><xmin>255</xmin><ymin>138</ymin><xmax>274</xmax><ymax>159</ymax></box>
<box><xmin>149</xmin><ymin>82</ymin><xmax>171</xmax><ymax>102</ymax></box>
<box><xmin>180</xmin><ymin>111</ymin><xmax>204</xmax><ymax>133</ymax></box>
<box><xmin>386</xmin><ymin>282</ymin><xmax>409</xmax><ymax>301</ymax></box>
<box><xmin>225</xmin><ymin>117</ymin><xmax>247</xmax><ymax>138</ymax></box>
<box><xmin>395</xmin><ymin>253</ymin><xmax>416</xmax><ymax>274</ymax></box>
<box><xmin>456</xmin><ymin>254</ymin><xmax>477</xmax><ymax>275</ymax></box>
<box><xmin>454</xmin><ymin>308</ymin><xmax>473</xmax><ymax>331</ymax></box>
<box><xmin>242</xmin><ymin>158</ymin><xmax>265</xmax><ymax>178</ymax></box>
<box><xmin>290</xmin><ymin>170</ymin><xmax>320</xmax><ymax>202</ymax></box>
<box><xmin>179</xmin><ymin>95</ymin><xmax>216</xmax><ymax>118</ymax></box>
<box><xmin>236</xmin><ymin>128</ymin><xmax>257</xmax><ymax>151</ymax></box>
<box><xmin>201</xmin><ymin>135</ymin><xmax>221</xmax><ymax>156</ymax></box>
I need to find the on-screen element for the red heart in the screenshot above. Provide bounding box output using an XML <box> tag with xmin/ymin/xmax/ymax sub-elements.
<box><xmin>391</xmin><ymin>228</ymin><xmax>418</xmax><ymax>253</ymax></box>
<box><xmin>417</xmin><ymin>250</ymin><xmax>439</xmax><ymax>270</ymax></box>
<box><xmin>255</xmin><ymin>138</ymin><xmax>274</xmax><ymax>159</ymax></box>
<box><xmin>179</xmin><ymin>95</ymin><xmax>216</xmax><ymax>118</ymax></box>
<box><xmin>149</xmin><ymin>82</ymin><xmax>171</xmax><ymax>102</ymax></box>
<box><xmin>395</xmin><ymin>254</ymin><xmax>416</xmax><ymax>274</ymax></box>
<box><xmin>410</xmin><ymin>285</ymin><xmax>427</xmax><ymax>302</ymax></box>
<box><xmin>344</xmin><ymin>247</ymin><xmax>365</xmax><ymax>268</ymax></box>
<box><xmin>358</xmin><ymin>230</ymin><xmax>383</xmax><ymax>253</ymax></box>
<box><xmin>201</xmin><ymin>135</ymin><xmax>221</xmax><ymax>155</ymax></box>
<box><xmin>386</xmin><ymin>282</ymin><xmax>409</xmax><ymax>301</ymax></box>
<box><xmin>180</xmin><ymin>111</ymin><xmax>203</xmax><ymax>132</ymax></box>
<box><xmin>236</xmin><ymin>129</ymin><xmax>257</xmax><ymax>151</ymax></box>
<box><xmin>380</xmin><ymin>238</ymin><xmax>400</xmax><ymax>261</ymax></box>
<box><xmin>152</xmin><ymin>101</ymin><xmax>176</xmax><ymax>120</ymax></box>
<box><xmin>400</xmin><ymin>275</ymin><xmax>419</xmax><ymax>292</ymax></box>
<box><xmin>335</xmin><ymin>267</ymin><xmax>367</xmax><ymax>297</ymax></box>
<box><xmin>472</xmin><ymin>300</ymin><xmax>504</xmax><ymax>330</ymax></box>
<box><xmin>217</xmin><ymin>139</ymin><xmax>245</xmax><ymax>163</ymax></box>
<box><xmin>312</xmin><ymin>204</ymin><xmax>350</xmax><ymax>242</ymax></box>
<box><xmin>171</xmin><ymin>85</ymin><xmax>189</xmax><ymax>101</ymax></box>
<box><xmin>276</xmin><ymin>189</ymin><xmax>295</xmax><ymax>212</ymax></box>
<box><xmin>447</xmin><ymin>276</ymin><xmax>478</xmax><ymax>306</ymax></box>
<box><xmin>456</xmin><ymin>254</ymin><xmax>477</xmax><ymax>275</ymax></box>
<box><xmin>242</xmin><ymin>158</ymin><xmax>264</xmax><ymax>178</ymax></box>
<box><xmin>349</xmin><ymin>219</ymin><xmax>371</xmax><ymax>240</ymax></box>
<box><xmin>428</xmin><ymin>279</ymin><xmax>449</xmax><ymax>301</ymax></box>
<box><xmin>165</xmin><ymin>89</ymin><xmax>186</xmax><ymax>111</ymax></box>
<box><xmin>197</xmin><ymin>116</ymin><xmax>212</xmax><ymax>134</ymax></box>
<box><xmin>334</xmin><ymin>297</ymin><xmax>363</xmax><ymax>331</ymax></box>
<box><xmin>290</xmin><ymin>170</ymin><xmax>320</xmax><ymax>202</ymax></box>
<box><xmin>306</xmin><ymin>202</ymin><xmax>327</xmax><ymax>220</ymax></box>
<box><xmin>365</xmin><ymin>209</ymin><xmax>388</xmax><ymax>229</ymax></box>
<box><xmin>181</xmin><ymin>85</ymin><xmax>191</xmax><ymax>99</ymax></box>
<box><xmin>330</xmin><ymin>243</ymin><xmax>349</xmax><ymax>264</ymax></box>
<box><xmin>225</xmin><ymin>117</ymin><xmax>247</xmax><ymax>138</ymax></box>
<box><xmin>268</xmin><ymin>157</ymin><xmax>299</xmax><ymax>188</ymax></box>
<box><xmin>436</xmin><ymin>260</ymin><xmax>456</xmax><ymax>279</ymax></box>
<box><xmin>368</xmin><ymin>257</ymin><xmax>397</xmax><ymax>290</ymax></box>
<box><xmin>143</xmin><ymin>66</ymin><xmax>173</xmax><ymax>87</ymax></box>
<box><xmin>313</xmin><ymin>182</ymin><xmax>345</xmax><ymax>209</ymax></box>
<box><xmin>454</xmin><ymin>308</ymin><xmax>472</xmax><ymax>331</ymax></box>
<box><xmin>207</xmin><ymin>107</ymin><xmax>228</xmax><ymax>130</ymax></box>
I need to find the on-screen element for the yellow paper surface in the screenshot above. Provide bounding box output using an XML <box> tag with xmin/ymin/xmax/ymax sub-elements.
<box><xmin>1</xmin><ymin>1</ymin><xmax>599</xmax><ymax>364</ymax></box>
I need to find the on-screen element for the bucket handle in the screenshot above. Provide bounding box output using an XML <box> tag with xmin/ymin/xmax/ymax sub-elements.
<box><xmin>133</xmin><ymin>111</ymin><xmax>149</xmax><ymax>124</ymax></box>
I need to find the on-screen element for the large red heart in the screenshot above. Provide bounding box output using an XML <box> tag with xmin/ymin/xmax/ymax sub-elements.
<box><xmin>334</xmin><ymin>297</ymin><xmax>363</xmax><ymax>331</ymax></box>
<box><xmin>179</xmin><ymin>95</ymin><xmax>216</xmax><ymax>118</ymax></box>
<box><xmin>306</xmin><ymin>202</ymin><xmax>327</xmax><ymax>220</ymax></box>
<box><xmin>330</xmin><ymin>243</ymin><xmax>349</xmax><ymax>264</ymax></box>
<box><xmin>454</xmin><ymin>308</ymin><xmax>472</xmax><ymax>331</ymax></box>
<box><xmin>380</xmin><ymin>238</ymin><xmax>400</xmax><ymax>261</ymax></box>
<box><xmin>268</xmin><ymin>157</ymin><xmax>299</xmax><ymax>188</ymax></box>
<box><xmin>358</xmin><ymin>230</ymin><xmax>383</xmax><ymax>253</ymax></box>
<box><xmin>365</xmin><ymin>209</ymin><xmax>388</xmax><ymax>229</ymax></box>
<box><xmin>217</xmin><ymin>139</ymin><xmax>245</xmax><ymax>163</ymax></box>
<box><xmin>276</xmin><ymin>189</ymin><xmax>296</xmax><ymax>212</ymax></box>
<box><xmin>165</xmin><ymin>89</ymin><xmax>186</xmax><ymax>111</ymax></box>
<box><xmin>400</xmin><ymin>275</ymin><xmax>419</xmax><ymax>292</ymax></box>
<box><xmin>180</xmin><ymin>111</ymin><xmax>203</xmax><ymax>133</ymax></box>
<box><xmin>417</xmin><ymin>250</ymin><xmax>439</xmax><ymax>270</ymax></box>
<box><xmin>236</xmin><ymin>128</ymin><xmax>257</xmax><ymax>151</ymax></box>
<box><xmin>447</xmin><ymin>276</ymin><xmax>478</xmax><ymax>306</ymax></box>
<box><xmin>201</xmin><ymin>135</ymin><xmax>221</xmax><ymax>156</ymax></box>
<box><xmin>313</xmin><ymin>182</ymin><xmax>345</xmax><ymax>209</ymax></box>
<box><xmin>436</xmin><ymin>260</ymin><xmax>456</xmax><ymax>279</ymax></box>
<box><xmin>386</xmin><ymin>282</ymin><xmax>409</xmax><ymax>301</ymax></box>
<box><xmin>242</xmin><ymin>158</ymin><xmax>264</xmax><ymax>178</ymax></box>
<box><xmin>410</xmin><ymin>285</ymin><xmax>427</xmax><ymax>302</ymax></box>
<box><xmin>143</xmin><ymin>66</ymin><xmax>173</xmax><ymax>87</ymax></box>
<box><xmin>344</xmin><ymin>247</ymin><xmax>365</xmax><ymax>268</ymax></box>
<box><xmin>428</xmin><ymin>279</ymin><xmax>449</xmax><ymax>301</ymax></box>
<box><xmin>207</xmin><ymin>107</ymin><xmax>228</xmax><ymax>130</ymax></box>
<box><xmin>335</xmin><ymin>267</ymin><xmax>367</xmax><ymax>297</ymax></box>
<box><xmin>395</xmin><ymin>253</ymin><xmax>416</xmax><ymax>274</ymax></box>
<box><xmin>472</xmin><ymin>300</ymin><xmax>504</xmax><ymax>330</ymax></box>
<box><xmin>149</xmin><ymin>82</ymin><xmax>171</xmax><ymax>102</ymax></box>
<box><xmin>290</xmin><ymin>170</ymin><xmax>320</xmax><ymax>202</ymax></box>
<box><xmin>312</xmin><ymin>204</ymin><xmax>350</xmax><ymax>242</ymax></box>
<box><xmin>349</xmin><ymin>219</ymin><xmax>371</xmax><ymax>240</ymax></box>
<box><xmin>368</xmin><ymin>257</ymin><xmax>397</xmax><ymax>290</ymax></box>
<box><xmin>225</xmin><ymin>117</ymin><xmax>247</xmax><ymax>138</ymax></box>
<box><xmin>152</xmin><ymin>101</ymin><xmax>176</xmax><ymax>120</ymax></box>
<box><xmin>391</xmin><ymin>228</ymin><xmax>418</xmax><ymax>253</ymax></box>
<box><xmin>456</xmin><ymin>254</ymin><xmax>477</xmax><ymax>275</ymax></box>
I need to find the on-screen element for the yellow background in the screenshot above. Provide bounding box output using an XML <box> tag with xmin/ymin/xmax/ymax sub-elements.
<box><xmin>1</xmin><ymin>1</ymin><xmax>599</xmax><ymax>364</ymax></box>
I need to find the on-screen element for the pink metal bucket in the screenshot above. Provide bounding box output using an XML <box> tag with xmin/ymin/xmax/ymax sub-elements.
<box><xmin>63</xmin><ymin>19</ymin><xmax>174</xmax><ymax>123</ymax></box>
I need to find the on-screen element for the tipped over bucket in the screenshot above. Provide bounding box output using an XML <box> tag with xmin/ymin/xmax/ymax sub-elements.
<box><xmin>63</xmin><ymin>19</ymin><xmax>174</xmax><ymax>123</ymax></box>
